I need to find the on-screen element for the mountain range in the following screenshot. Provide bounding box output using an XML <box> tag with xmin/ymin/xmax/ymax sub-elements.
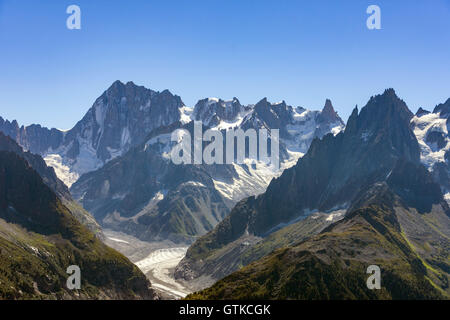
<box><xmin>1</xmin><ymin>82</ymin><xmax>448</xmax><ymax>300</ymax></box>
<box><xmin>0</xmin><ymin>81</ymin><xmax>184</xmax><ymax>187</ymax></box>
<box><xmin>0</xmin><ymin>80</ymin><xmax>344</xmax><ymax>243</ymax></box>
<box><xmin>178</xmin><ymin>89</ymin><xmax>450</xmax><ymax>298</ymax></box>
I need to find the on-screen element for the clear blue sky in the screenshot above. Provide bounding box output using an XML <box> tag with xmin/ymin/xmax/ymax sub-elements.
<box><xmin>1</xmin><ymin>0</ymin><xmax>449</xmax><ymax>129</ymax></box>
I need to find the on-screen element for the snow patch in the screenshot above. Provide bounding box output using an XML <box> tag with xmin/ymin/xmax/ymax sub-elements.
<box><xmin>326</xmin><ymin>210</ymin><xmax>345</xmax><ymax>222</ymax></box>
<box><xmin>182</xmin><ymin>181</ymin><xmax>207</xmax><ymax>188</ymax></box>
<box><xmin>44</xmin><ymin>154</ymin><xmax>79</xmax><ymax>187</ymax></box>
<box><xmin>179</xmin><ymin>106</ymin><xmax>194</xmax><ymax>124</ymax></box>
<box><xmin>411</xmin><ymin>113</ymin><xmax>449</xmax><ymax>168</ymax></box>
<box><xmin>107</xmin><ymin>237</ymin><xmax>130</xmax><ymax>244</ymax></box>
<box><xmin>121</xmin><ymin>127</ymin><xmax>131</xmax><ymax>147</ymax></box>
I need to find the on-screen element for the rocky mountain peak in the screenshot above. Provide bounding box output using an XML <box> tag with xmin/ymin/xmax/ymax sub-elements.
<box><xmin>256</xmin><ymin>97</ymin><xmax>268</xmax><ymax>106</ymax></box>
<box><xmin>433</xmin><ymin>98</ymin><xmax>450</xmax><ymax>117</ymax></box>
<box><xmin>358</xmin><ymin>88</ymin><xmax>415</xmax><ymax>132</ymax></box>
<box><xmin>416</xmin><ymin>107</ymin><xmax>430</xmax><ymax>117</ymax></box>
<box><xmin>70</xmin><ymin>81</ymin><xmax>184</xmax><ymax>165</ymax></box>
<box><xmin>0</xmin><ymin>131</ymin><xmax>23</xmax><ymax>154</ymax></box>
<box><xmin>250</xmin><ymin>98</ymin><xmax>293</xmax><ymax>138</ymax></box>
<box><xmin>346</xmin><ymin>89</ymin><xmax>420</xmax><ymax>165</ymax></box>
<box><xmin>317</xmin><ymin>99</ymin><xmax>344</xmax><ymax>125</ymax></box>
<box><xmin>346</xmin><ymin>105</ymin><xmax>359</xmax><ymax>129</ymax></box>
<box><xmin>324</xmin><ymin>98</ymin><xmax>333</xmax><ymax>109</ymax></box>
<box><xmin>0</xmin><ymin>117</ymin><xmax>20</xmax><ymax>139</ymax></box>
<box><xmin>193</xmin><ymin>97</ymin><xmax>243</xmax><ymax>126</ymax></box>
<box><xmin>366</xmin><ymin>88</ymin><xmax>412</xmax><ymax>116</ymax></box>
<box><xmin>249</xmin><ymin>89</ymin><xmax>421</xmax><ymax>234</ymax></box>
<box><xmin>0</xmin><ymin>81</ymin><xmax>185</xmax><ymax>186</ymax></box>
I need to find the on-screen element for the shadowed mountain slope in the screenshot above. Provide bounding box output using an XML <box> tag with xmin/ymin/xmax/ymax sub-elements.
<box><xmin>0</xmin><ymin>151</ymin><xmax>157</xmax><ymax>299</ymax></box>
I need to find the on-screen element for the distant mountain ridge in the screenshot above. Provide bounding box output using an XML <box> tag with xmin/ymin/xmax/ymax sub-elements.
<box><xmin>0</xmin><ymin>81</ymin><xmax>184</xmax><ymax>186</ymax></box>
<box><xmin>0</xmin><ymin>81</ymin><xmax>345</xmax><ymax>244</ymax></box>
<box><xmin>65</xmin><ymin>83</ymin><xmax>344</xmax><ymax>243</ymax></box>
<box><xmin>0</xmin><ymin>81</ymin><xmax>344</xmax><ymax>191</ymax></box>
<box><xmin>1</xmin><ymin>83</ymin><xmax>447</xmax><ymax>250</ymax></box>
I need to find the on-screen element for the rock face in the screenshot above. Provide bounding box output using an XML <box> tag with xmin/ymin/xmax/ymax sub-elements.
<box><xmin>317</xmin><ymin>99</ymin><xmax>345</xmax><ymax>125</ymax></box>
<box><xmin>411</xmin><ymin>97</ymin><xmax>450</xmax><ymax>201</ymax></box>
<box><xmin>176</xmin><ymin>89</ymin><xmax>448</xmax><ymax>288</ymax></box>
<box><xmin>433</xmin><ymin>98</ymin><xmax>450</xmax><ymax>117</ymax></box>
<box><xmin>0</xmin><ymin>81</ymin><xmax>184</xmax><ymax>186</ymax></box>
<box><xmin>0</xmin><ymin>118</ymin><xmax>64</xmax><ymax>155</ymax></box>
<box><xmin>193</xmin><ymin>97</ymin><xmax>247</xmax><ymax>127</ymax></box>
<box><xmin>416</xmin><ymin>107</ymin><xmax>430</xmax><ymax>117</ymax></box>
<box><xmin>182</xmin><ymin>89</ymin><xmax>450</xmax><ymax>299</ymax></box>
<box><xmin>0</xmin><ymin>151</ymin><xmax>157</xmax><ymax>299</ymax></box>
<box><xmin>0</xmin><ymin>132</ymin><xmax>101</xmax><ymax>236</ymax></box>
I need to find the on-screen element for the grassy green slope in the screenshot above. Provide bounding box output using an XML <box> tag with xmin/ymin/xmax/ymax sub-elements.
<box><xmin>188</xmin><ymin>189</ymin><xmax>449</xmax><ymax>300</ymax></box>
